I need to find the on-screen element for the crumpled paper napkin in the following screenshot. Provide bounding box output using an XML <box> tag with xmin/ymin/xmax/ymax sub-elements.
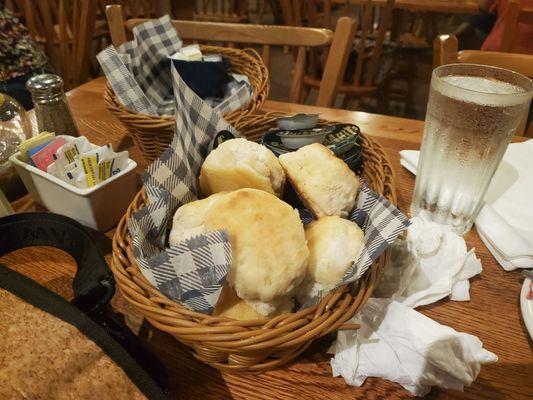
<box><xmin>329</xmin><ymin>298</ymin><xmax>498</xmax><ymax>396</ymax></box>
<box><xmin>374</xmin><ymin>216</ymin><xmax>482</xmax><ymax>307</ymax></box>
<box><xmin>328</xmin><ymin>217</ymin><xmax>494</xmax><ymax>396</ymax></box>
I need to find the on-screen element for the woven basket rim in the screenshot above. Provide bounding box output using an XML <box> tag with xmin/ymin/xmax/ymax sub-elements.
<box><xmin>111</xmin><ymin>112</ymin><xmax>397</xmax><ymax>372</ymax></box>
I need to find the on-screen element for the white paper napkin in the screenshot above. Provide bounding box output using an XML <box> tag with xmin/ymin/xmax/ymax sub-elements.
<box><xmin>373</xmin><ymin>217</ymin><xmax>482</xmax><ymax>307</ymax></box>
<box><xmin>400</xmin><ymin>140</ymin><xmax>533</xmax><ymax>270</ymax></box>
<box><xmin>330</xmin><ymin>298</ymin><xmax>498</xmax><ymax>397</ymax></box>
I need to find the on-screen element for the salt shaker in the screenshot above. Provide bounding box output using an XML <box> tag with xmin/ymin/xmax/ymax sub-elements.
<box><xmin>26</xmin><ymin>74</ymin><xmax>79</xmax><ymax>136</ymax></box>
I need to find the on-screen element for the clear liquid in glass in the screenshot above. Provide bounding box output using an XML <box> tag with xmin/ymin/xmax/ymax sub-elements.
<box><xmin>411</xmin><ymin>72</ymin><xmax>531</xmax><ymax>235</ymax></box>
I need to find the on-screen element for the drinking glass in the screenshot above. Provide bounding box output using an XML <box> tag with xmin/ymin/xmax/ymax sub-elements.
<box><xmin>411</xmin><ymin>64</ymin><xmax>533</xmax><ymax>235</ymax></box>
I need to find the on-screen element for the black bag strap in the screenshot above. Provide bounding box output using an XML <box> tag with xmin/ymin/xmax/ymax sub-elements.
<box><xmin>0</xmin><ymin>212</ymin><xmax>114</xmax><ymax>316</ymax></box>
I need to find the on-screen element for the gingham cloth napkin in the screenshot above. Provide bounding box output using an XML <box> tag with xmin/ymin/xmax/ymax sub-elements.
<box><xmin>97</xmin><ymin>15</ymin><xmax>252</xmax><ymax>117</ymax></box>
<box><xmin>128</xmin><ymin>63</ymin><xmax>409</xmax><ymax>314</ymax></box>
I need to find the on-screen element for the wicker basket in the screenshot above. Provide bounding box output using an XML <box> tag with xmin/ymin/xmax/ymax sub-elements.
<box><xmin>111</xmin><ymin>112</ymin><xmax>397</xmax><ymax>373</ymax></box>
<box><xmin>103</xmin><ymin>45</ymin><xmax>269</xmax><ymax>163</ymax></box>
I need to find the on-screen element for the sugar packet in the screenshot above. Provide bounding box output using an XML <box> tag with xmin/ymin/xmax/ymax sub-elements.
<box><xmin>66</xmin><ymin>147</ymin><xmax>129</xmax><ymax>188</ymax></box>
<box><xmin>52</xmin><ymin>136</ymin><xmax>92</xmax><ymax>170</ymax></box>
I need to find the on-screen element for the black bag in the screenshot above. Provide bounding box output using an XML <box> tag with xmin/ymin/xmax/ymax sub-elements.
<box><xmin>0</xmin><ymin>212</ymin><xmax>168</xmax><ymax>400</ymax></box>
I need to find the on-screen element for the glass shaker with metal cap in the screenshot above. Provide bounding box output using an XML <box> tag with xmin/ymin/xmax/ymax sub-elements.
<box><xmin>26</xmin><ymin>74</ymin><xmax>79</xmax><ymax>136</ymax></box>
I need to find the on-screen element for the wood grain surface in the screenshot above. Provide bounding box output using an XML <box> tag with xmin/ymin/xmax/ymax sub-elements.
<box><xmin>3</xmin><ymin>78</ymin><xmax>533</xmax><ymax>399</ymax></box>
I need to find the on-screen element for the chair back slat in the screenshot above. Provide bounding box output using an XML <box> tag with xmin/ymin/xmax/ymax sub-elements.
<box><xmin>194</xmin><ymin>0</ymin><xmax>248</xmax><ymax>23</ymax></box>
<box><xmin>123</xmin><ymin>18</ymin><xmax>334</xmax><ymax>47</ymax></box>
<box><xmin>364</xmin><ymin>0</ymin><xmax>393</xmax><ymax>86</ymax></box>
<box><xmin>316</xmin><ymin>16</ymin><xmax>357</xmax><ymax>107</ymax></box>
<box><xmin>289</xmin><ymin>46</ymin><xmax>307</xmax><ymax>103</ymax></box>
<box><xmin>349</xmin><ymin>0</ymin><xmax>394</xmax><ymax>88</ymax></box>
<box><xmin>433</xmin><ymin>33</ymin><xmax>458</xmax><ymax>68</ymax></box>
<box><xmin>352</xmin><ymin>0</ymin><xmax>373</xmax><ymax>87</ymax></box>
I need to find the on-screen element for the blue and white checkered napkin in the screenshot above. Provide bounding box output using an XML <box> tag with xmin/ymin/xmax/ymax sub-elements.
<box><xmin>128</xmin><ymin>62</ymin><xmax>238</xmax><ymax>314</ymax></box>
<box><xmin>128</xmin><ymin>62</ymin><xmax>409</xmax><ymax>314</ymax></box>
<box><xmin>345</xmin><ymin>184</ymin><xmax>410</xmax><ymax>282</ymax></box>
<box><xmin>96</xmin><ymin>15</ymin><xmax>252</xmax><ymax>117</ymax></box>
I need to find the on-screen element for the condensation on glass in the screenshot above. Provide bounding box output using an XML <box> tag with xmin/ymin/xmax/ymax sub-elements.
<box><xmin>411</xmin><ymin>64</ymin><xmax>533</xmax><ymax>235</ymax></box>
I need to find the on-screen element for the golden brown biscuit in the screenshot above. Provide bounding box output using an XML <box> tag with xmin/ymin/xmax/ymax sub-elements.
<box><xmin>296</xmin><ymin>216</ymin><xmax>364</xmax><ymax>305</ymax></box>
<box><xmin>168</xmin><ymin>192</ymin><xmax>226</xmax><ymax>246</ymax></box>
<box><xmin>279</xmin><ymin>143</ymin><xmax>360</xmax><ymax>218</ymax></box>
<box><xmin>200</xmin><ymin>138</ymin><xmax>285</xmax><ymax>197</ymax></box>
<box><xmin>204</xmin><ymin>188</ymin><xmax>308</xmax><ymax>316</ymax></box>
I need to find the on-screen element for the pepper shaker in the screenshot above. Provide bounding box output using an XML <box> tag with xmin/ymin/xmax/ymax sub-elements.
<box><xmin>26</xmin><ymin>74</ymin><xmax>79</xmax><ymax>136</ymax></box>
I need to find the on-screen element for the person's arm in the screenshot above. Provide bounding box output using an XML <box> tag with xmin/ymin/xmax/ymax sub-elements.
<box><xmin>478</xmin><ymin>0</ymin><xmax>497</xmax><ymax>12</ymax></box>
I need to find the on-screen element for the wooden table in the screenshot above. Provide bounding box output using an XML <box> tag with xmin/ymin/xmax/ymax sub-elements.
<box><xmin>4</xmin><ymin>77</ymin><xmax>533</xmax><ymax>399</ymax></box>
<box><xmin>333</xmin><ymin>0</ymin><xmax>478</xmax><ymax>14</ymax></box>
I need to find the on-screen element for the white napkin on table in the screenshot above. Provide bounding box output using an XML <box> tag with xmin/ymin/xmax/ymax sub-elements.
<box><xmin>400</xmin><ymin>140</ymin><xmax>533</xmax><ymax>271</ymax></box>
<box><xmin>329</xmin><ymin>218</ymin><xmax>493</xmax><ymax>396</ymax></box>
<box><xmin>374</xmin><ymin>216</ymin><xmax>482</xmax><ymax>307</ymax></box>
<box><xmin>330</xmin><ymin>298</ymin><xmax>498</xmax><ymax>397</ymax></box>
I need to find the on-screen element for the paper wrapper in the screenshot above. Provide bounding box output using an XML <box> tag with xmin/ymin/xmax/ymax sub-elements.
<box><xmin>128</xmin><ymin>62</ymin><xmax>410</xmax><ymax>314</ymax></box>
<box><xmin>97</xmin><ymin>15</ymin><xmax>252</xmax><ymax>116</ymax></box>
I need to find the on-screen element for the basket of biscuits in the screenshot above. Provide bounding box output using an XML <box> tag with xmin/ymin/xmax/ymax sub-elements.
<box><xmin>112</xmin><ymin>103</ymin><xmax>408</xmax><ymax>372</ymax></box>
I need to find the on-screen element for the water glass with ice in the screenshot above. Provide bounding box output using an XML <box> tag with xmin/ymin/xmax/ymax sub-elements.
<box><xmin>411</xmin><ymin>64</ymin><xmax>533</xmax><ymax>235</ymax></box>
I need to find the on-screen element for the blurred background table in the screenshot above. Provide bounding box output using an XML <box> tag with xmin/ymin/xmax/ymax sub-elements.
<box><xmin>4</xmin><ymin>77</ymin><xmax>533</xmax><ymax>399</ymax></box>
<box><xmin>332</xmin><ymin>0</ymin><xmax>478</xmax><ymax>14</ymax></box>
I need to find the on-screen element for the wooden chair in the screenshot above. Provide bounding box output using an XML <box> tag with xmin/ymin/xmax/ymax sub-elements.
<box><xmin>23</xmin><ymin>0</ymin><xmax>98</xmax><ymax>90</ymax></box>
<box><xmin>501</xmin><ymin>0</ymin><xmax>533</xmax><ymax>53</ymax></box>
<box><xmin>249</xmin><ymin>0</ymin><xmax>278</xmax><ymax>24</ymax></box>
<box><xmin>302</xmin><ymin>0</ymin><xmax>395</xmax><ymax>109</ymax></box>
<box><xmin>98</xmin><ymin>0</ymin><xmax>167</xmax><ymax>19</ymax></box>
<box><xmin>434</xmin><ymin>34</ymin><xmax>533</xmax><ymax>137</ymax></box>
<box><xmin>280</xmin><ymin>0</ymin><xmax>332</xmax><ymax>28</ymax></box>
<box><xmin>281</xmin><ymin>0</ymin><xmax>395</xmax><ymax>108</ymax></box>
<box><xmin>106</xmin><ymin>4</ymin><xmax>357</xmax><ymax>108</ymax></box>
<box><xmin>194</xmin><ymin>0</ymin><xmax>249</xmax><ymax>23</ymax></box>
